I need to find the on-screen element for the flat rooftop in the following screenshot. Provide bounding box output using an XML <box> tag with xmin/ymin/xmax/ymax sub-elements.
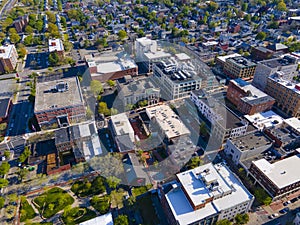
<box><xmin>229</xmin><ymin>131</ymin><xmax>272</xmax><ymax>152</ymax></box>
<box><xmin>231</xmin><ymin>79</ymin><xmax>275</xmax><ymax>105</ymax></box>
<box><xmin>283</xmin><ymin>117</ymin><xmax>300</xmax><ymax>134</ymax></box>
<box><xmin>155</xmin><ymin>57</ymin><xmax>202</xmax><ymax>83</ymax></box>
<box><xmin>110</xmin><ymin>113</ymin><xmax>134</xmax><ymax>139</ymax></box>
<box><xmin>227</xmin><ymin>56</ymin><xmax>256</xmax><ymax>68</ymax></box>
<box><xmin>261</xmin><ymin>55</ymin><xmax>298</xmax><ymax>68</ymax></box>
<box><xmin>145</xmin><ymin>104</ymin><xmax>190</xmax><ymax>139</ymax></box>
<box><xmin>35</xmin><ymin>77</ymin><xmax>84</xmax><ymax>112</ymax></box>
<box><xmin>79</xmin><ymin>213</ymin><xmax>113</xmax><ymax>225</ymax></box>
<box><xmin>268</xmin><ymin>74</ymin><xmax>300</xmax><ymax>95</ymax></box>
<box><xmin>244</xmin><ymin>111</ymin><xmax>284</xmax><ymax>130</ymax></box>
<box><xmin>0</xmin><ymin>44</ymin><xmax>15</xmax><ymax>59</ymax></box>
<box><xmin>118</xmin><ymin>78</ymin><xmax>159</xmax><ymax>97</ymax></box>
<box><xmin>165</xmin><ymin>163</ymin><xmax>253</xmax><ymax>225</ymax></box>
<box><xmin>253</xmin><ymin>154</ymin><xmax>300</xmax><ymax>189</ymax></box>
<box><xmin>48</xmin><ymin>39</ymin><xmax>64</xmax><ymax>52</ymax></box>
<box><xmin>217</xmin><ymin>53</ymin><xmax>241</xmax><ymax>63</ymax></box>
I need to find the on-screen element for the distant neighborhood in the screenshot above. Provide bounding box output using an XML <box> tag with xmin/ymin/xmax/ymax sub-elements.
<box><xmin>0</xmin><ymin>0</ymin><xmax>299</xmax><ymax>225</ymax></box>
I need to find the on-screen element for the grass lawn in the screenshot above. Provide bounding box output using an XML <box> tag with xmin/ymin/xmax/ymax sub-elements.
<box><xmin>20</xmin><ymin>197</ymin><xmax>36</xmax><ymax>222</ymax></box>
<box><xmin>61</xmin><ymin>207</ymin><xmax>96</xmax><ymax>225</ymax></box>
<box><xmin>136</xmin><ymin>193</ymin><xmax>159</xmax><ymax>225</ymax></box>
<box><xmin>33</xmin><ymin>187</ymin><xmax>74</xmax><ymax>218</ymax></box>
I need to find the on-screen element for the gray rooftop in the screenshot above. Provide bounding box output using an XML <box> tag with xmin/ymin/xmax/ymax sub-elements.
<box><xmin>230</xmin><ymin>131</ymin><xmax>272</xmax><ymax>152</ymax></box>
<box><xmin>227</xmin><ymin>56</ymin><xmax>256</xmax><ymax>68</ymax></box>
<box><xmin>260</xmin><ymin>55</ymin><xmax>298</xmax><ymax>68</ymax></box>
<box><xmin>35</xmin><ymin>77</ymin><xmax>84</xmax><ymax>112</ymax></box>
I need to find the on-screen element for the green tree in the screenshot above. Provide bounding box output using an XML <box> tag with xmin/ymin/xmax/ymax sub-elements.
<box><xmin>4</xmin><ymin>150</ymin><xmax>10</xmax><ymax>159</ymax></box>
<box><xmin>244</xmin><ymin>14</ymin><xmax>251</xmax><ymax>22</ymax></box>
<box><xmin>25</xmin><ymin>25</ymin><xmax>34</xmax><ymax>34</ymax></box>
<box><xmin>254</xmin><ymin>188</ymin><xmax>272</xmax><ymax>205</ymax></box>
<box><xmin>90</xmin><ymin>80</ymin><xmax>103</xmax><ymax>96</ymax></box>
<box><xmin>17</xmin><ymin>168</ymin><xmax>29</xmax><ymax>181</ymax></box>
<box><xmin>0</xmin><ymin>196</ymin><xmax>4</xmax><ymax>209</ymax></box>
<box><xmin>277</xmin><ymin>0</ymin><xmax>287</xmax><ymax>11</ymax></box>
<box><xmin>2</xmin><ymin>17</ymin><xmax>13</xmax><ymax>30</ymax></box>
<box><xmin>0</xmin><ymin>178</ymin><xmax>9</xmax><ymax>188</ymax></box>
<box><xmin>216</xmin><ymin>219</ymin><xmax>232</xmax><ymax>225</ymax></box>
<box><xmin>114</xmin><ymin>215</ymin><xmax>129</xmax><ymax>225</ymax></box>
<box><xmin>106</xmin><ymin>80</ymin><xmax>115</xmax><ymax>87</ymax></box>
<box><xmin>24</xmin><ymin>35</ymin><xmax>33</xmax><ymax>46</ymax></box>
<box><xmin>18</xmin><ymin>47</ymin><xmax>27</xmax><ymax>58</ymax></box>
<box><xmin>48</xmin><ymin>23</ymin><xmax>60</xmax><ymax>37</ymax></box>
<box><xmin>256</xmin><ymin>32</ymin><xmax>267</xmax><ymax>41</ymax></box>
<box><xmin>106</xmin><ymin>176</ymin><xmax>121</xmax><ymax>189</ymax></box>
<box><xmin>48</xmin><ymin>52</ymin><xmax>60</xmax><ymax>66</ymax></box>
<box><xmin>235</xmin><ymin>213</ymin><xmax>249</xmax><ymax>225</ymax></box>
<box><xmin>118</xmin><ymin>30</ymin><xmax>127</xmax><ymax>40</ymax></box>
<box><xmin>241</xmin><ymin>2</ymin><xmax>248</xmax><ymax>11</ymax></box>
<box><xmin>9</xmin><ymin>32</ymin><xmax>21</xmax><ymax>43</ymax></box>
<box><xmin>208</xmin><ymin>1</ymin><xmax>218</xmax><ymax>12</ymax></box>
<box><xmin>18</xmin><ymin>146</ymin><xmax>31</xmax><ymax>163</ymax></box>
<box><xmin>98</xmin><ymin>102</ymin><xmax>110</xmax><ymax>116</ymax></box>
<box><xmin>60</xmin><ymin>16</ymin><xmax>67</xmax><ymax>28</ymax></box>
<box><xmin>0</xmin><ymin>162</ymin><xmax>10</xmax><ymax>175</ymax></box>
<box><xmin>45</xmin><ymin>11</ymin><xmax>56</xmax><ymax>23</ymax></box>
<box><xmin>186</xmin><ymin>157</ymin><xmax>203</xmax><ymax>169</ymax></box>
<box><xmin>34</xmin><ymin>20</ymin><xmax>44</xmax><ymax>32</ymax></box>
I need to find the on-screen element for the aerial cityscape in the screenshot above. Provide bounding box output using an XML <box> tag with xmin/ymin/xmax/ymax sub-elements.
<box><xmin>0</xmin><ymin>0</ymin><xmax>299</xmax><ymax>224</ymax></box>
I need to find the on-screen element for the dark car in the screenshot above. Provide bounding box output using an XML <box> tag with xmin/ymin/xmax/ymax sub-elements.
<box><xmin>279</xmin><ymin>207</ymin><xmax>289</xmax><ymax>214</ymax></box>
<box><xmin>291</xmin><ymin>198</ymin><xmax>298</xmax><ymax>203</ymax></box>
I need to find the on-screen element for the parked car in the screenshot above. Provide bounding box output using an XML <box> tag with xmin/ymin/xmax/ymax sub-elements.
<box><xmin>291</xmin><ymin>198</ymin><xmax>298</xmax><ymax>203</ymax></box>
<box><xmin>283</xmin><ymin>200</ymin><xmax>291</xmax><ymax>206</ymax></box>
<box><xmin>279</xmin><ymin>207</ymin><xmax>289</xmax><ymax>214</ymax></box>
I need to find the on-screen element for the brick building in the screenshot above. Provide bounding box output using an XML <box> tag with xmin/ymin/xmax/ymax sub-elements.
<box><xmin>13</xmin><ymin>15</ymin><xmax>29</xmax><ymax>33</ymax></box>
<box><xmin>86</xmin><ymin>52</ymin><xmax>138</xmax><ymax>82</ymax></box>
<box><xmin>0</xmin><ymin>98</ymin><xmax>12</xmax><ymax>122</ymax></box>
<box><xmin>249</xmin><ymin>153</ymin><xmax>300</xmax><ymax>199</ymax></box>
<box><xmin>227</xmin><ymin>79</ymin><xmax>275</xmax><ymax>115</ymax></box>
<box><xmin>34</xmin><ymin>77</ymin><xmax>86</xmax><ymax>129</ymax></box>
<box><xmin>265</xmin><ymin>74</ymin><xmax>300</xmax><ymax>118</ymax></box>
<box><xmin>223</xmin><ymin>56</ymin><xmax>256</xmax><ymax>80</ymax></box>
<box><xmin>0</xmin><ymin>45</ymin><xmax>18</xmax><ymax>74</ymax></box>
<box><xmin>251</xmin><ymin>46</ymin><xmax>274</xmax><ymax>61</ymax></box>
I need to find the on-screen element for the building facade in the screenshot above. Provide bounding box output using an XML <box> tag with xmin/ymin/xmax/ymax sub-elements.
<box><xmin>159</xmin><ymin>163</ymin><xmax>254</xmax><ymax>225</ymax></box>
<box><xmin>48</xmin><ymin>38</ymin><xmax>65</xmax><ymax>59</ymax></box>
<box><xmin>0</xmin><ymin>45</ymin><xmax>18</xmax><ymax>74</ymax></box>
<box><xmin>151</xmin><ymin>56</ymin><xmax>202</xmax><ymax>100</ymax></box>
<box><xmin>264</xmin><ymin>74</ymin><xmax>300</xmax><ymax>118</ymax></box>
<box><xmin>191</xmin><ymin>90</ymin><xmax>249</xmax><ymax>143</ymax></box>
<box><xmin>249</xmin><ymin>153</ymin><xmax>300</xmax><ymax>199</ymax></box>
<box><xmin>252</xmin><ymin>55</ymin><xmax>298</xmax><ymax>91</ymax></box>
<box><xmin>34</xmin><ymin>77</ymin><xmax>86</xmax><ymax>128</ymax></box>
<box><xmin>223</xmin><ymin>56</ymin><xmax>256</xmax><ymax>80</ymax></box>
<box><xmin>227</xmin><ymin>79</ymin><xmax>275</xmax><ymax>115</ymax></box>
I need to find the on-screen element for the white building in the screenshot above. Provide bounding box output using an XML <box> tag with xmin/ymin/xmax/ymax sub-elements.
<box><xmin>252</xmin><ymin>55</ymin><xmax>298</xmax><ymax>91</ymax></box>
<box><xmin>79</xmin><ymin>213</ymin><xmax>113</xmax><ymax>225</ymax></box>
<box><xmin>249</xmin><ymin>153</ymin><xmax>300</xmax><ymax>199</ymax></box>
<box><xmin>145</xmin><ymin>104</ymin><xmax>190</xmax><ymax>140</ymax></box>
<box><xmin>110</xmin><ymin>113</ymin><xmax>135</xmax><ymax>142</ymax></box>
<box><xmin>244</xmin><ymin>110</ymin><xmax>284</xmax><ymax>130</ymax></box>
<box><xmin>48</xmin><ymin>38</ymin><xmax>64</xmax><ymax>53</ymax></box>
<box><xmin>135</xmin><ymin>37</ymin><xmax>171</xmax><ymax>72</ymax></box>
<box><xmin>151</xmin><ymin>55</ymin><xmax>202</xmax><ymax>100</ymax></box>
<box><xmin>224</xmin><ymin>131</ymin><xmax>273</xmax><ymax>166</ymax></box>
<box><xmin>190</xmin><ymin>90</ymin><xmax>249</xmax><ymax>143</ymax></box>
<box><xmin>159</xmin><ymin>163</ymin><xmax>254</xmax><ymax>225</ymax></box>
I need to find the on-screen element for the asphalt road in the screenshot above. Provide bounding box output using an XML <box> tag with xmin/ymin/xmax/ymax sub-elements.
<box><xmin>0</xmin><ymin>0</ymin><xmax>17</xmax><ymax>19</ymax></box>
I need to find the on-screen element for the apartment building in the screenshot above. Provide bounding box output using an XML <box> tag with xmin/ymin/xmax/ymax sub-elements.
<box><xmin>227</xmin><ymin>79</ymin><xmax>275</xmax><ymax>115</ymax></box>
<box><xmin>249</xmin><ymin>152</ymin><xmax>300</xmax><ymax>199</ymax></box>
<box><xmin>191</xmin><ymin>90</ymin><xmax>250</xmax><ymax>143</ymax></box>
<box><xmin>264</xmin><ymin>74</ymin><xmax>300</xmax><ymax>118</ymax></box>
<box><xmin>223</xmin><ymin>56</ymin><xmax>256</xmax><ymax>80</ymax></box>
<box><xmin>159</xmin><ymin>163</ymin><xmax>254</xmax><ymax>225</ymax></box>
<box><xmin>151</xmin><ymin>55</ymin><xmax>202</xmax><ymax>100</ymax></box>
<box><xmin>252</xmin><ymin>55</ymin><xmax>298</xmax><ymax>91</ymax></box>
<box><xmin>34</xmin><ymin>77</ymin><xmax>86</xmax><ymax>129</ymax></box>
<box><xmin>0</xmin><ymin>45</ymin><xmax>18</xmax><ymax>74</ymax></box>
<box><xmin>135</xmin><ymin>37</ymin><xmax>171</xmax><ymax>73</ymax></box>
<box><xmin>13</xmin><ymin>15</ymin><xmax>29</xmax><ymax>33</ymax></box>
